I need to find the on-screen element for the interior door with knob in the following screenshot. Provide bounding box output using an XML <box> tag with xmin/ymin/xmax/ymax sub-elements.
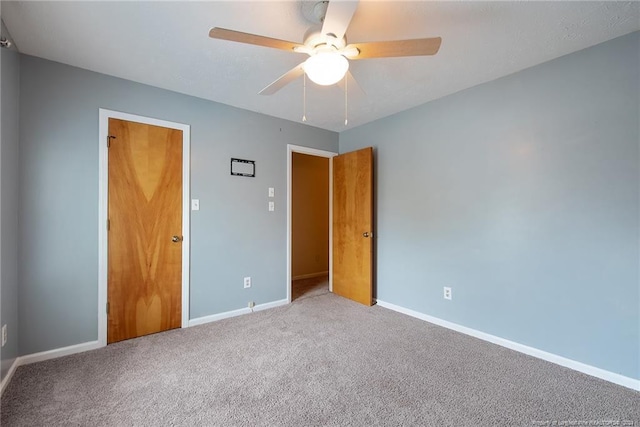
<box><xmin>107</xmin><ymin>118</ymin><xmax>183</xmax><ymax>343</ymax></box>
<box><xmin>333</xmin><ymin>147</ymin><xmax>374</xmax><ymax>306</ymax></box>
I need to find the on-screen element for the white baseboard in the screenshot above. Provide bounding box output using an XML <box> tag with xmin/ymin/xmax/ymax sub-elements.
<box><xmin>188</xmin><ymin>298</ymin><xmax>289</xmax><ymax>327</ymax></box>
<box><xmin>253</xmin><ymin>298</ymin><xmax>289</xmax><ymax>313</ymax></box>
<box><xmin>18</xmin><ymin>340</ymin><xmax>102</xmax><ymax>365</ymax></box>
<box><xmin>292</xmin><ymin>271</ymin><xmax>329</xmax><ymax>281</ymax></box>
<box><xmin>1</xmin><ymin>340</ymin><xmax>102</xmax><ymax>396</ymax></box>
<box><xmin>188</xmin><ymin>306</ymin><xmax>249</xmax><ymax>327</ymax></box>
<box><xmin>0</xmin><ymin>358</ymin><xmax>19</xmax><ymax>396</ymax></box>
<box><xmin>376</xmin><ymin>300</ymin><xmax>640</xmax><ymax>391</ymax></box>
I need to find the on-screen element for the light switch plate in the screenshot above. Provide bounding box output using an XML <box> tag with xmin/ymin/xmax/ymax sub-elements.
<box><xmin>268</xmin><ymin>201</ymin><xmax>275</xmax><ymax>211</ymax></box>
<box><xmin>191</xmin><ymin>199</ymin><xmax>200</xmax><ymax>211</ymax></box>
<box><xmin>268</xmin><ymin>187</ymin><xmax>275</xmax><ymax>198</ymax></box>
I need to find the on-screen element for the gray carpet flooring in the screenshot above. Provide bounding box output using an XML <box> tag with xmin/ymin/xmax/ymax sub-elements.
<box><xmin>2</xmin><ymin>292</ymin><xmax>639</xmax><ymax>426</ymax></box>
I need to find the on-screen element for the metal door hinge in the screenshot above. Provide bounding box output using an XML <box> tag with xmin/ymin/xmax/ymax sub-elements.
<box><xmin>107</xmin><ymin>219</ymin><xmax>110</xmax><ymax>231</ymax></box>
<box><xmin>106</xmin><ymin>302</ymin><xmax>110</xmax><ymax>314</ymax></box>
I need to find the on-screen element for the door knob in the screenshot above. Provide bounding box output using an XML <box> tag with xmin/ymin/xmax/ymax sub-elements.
<box><xmin>172</xmin><ymin>235</ymin><xmax>183</xmax><ymax>243</ymax></box>
<box><xmin>363</xmin><ymin>232</ymin><xmax>372</xmax><ymax>238</ymax></box>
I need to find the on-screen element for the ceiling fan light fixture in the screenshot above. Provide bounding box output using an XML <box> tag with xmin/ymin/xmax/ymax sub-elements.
<box><xmin>303</xmin><ymin>51</ymin><xmax>349</xmax><ymax>86</ymax></box>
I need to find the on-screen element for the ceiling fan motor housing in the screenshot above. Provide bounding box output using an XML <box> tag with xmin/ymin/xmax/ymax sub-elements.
<box><xmin>303</xmin><ymin>25</ymin><xmax>346</xmax><ymax>50</ymax></box>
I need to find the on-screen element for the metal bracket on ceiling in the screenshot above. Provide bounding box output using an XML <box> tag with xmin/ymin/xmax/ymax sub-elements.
<box><xmin>302</xmin><ymin>1</ymin><xmax>329</xmax><ymax>24</ymax></box>
<box><xmin>0</xmin><ymin>37</ymin><xmax>12</xmax><ymax>49</ymax></box>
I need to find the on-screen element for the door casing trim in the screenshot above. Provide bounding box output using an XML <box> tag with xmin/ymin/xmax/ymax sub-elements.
<box><xmin>286</xmin><ymin>144</ymin><xmax>337</xmax><ymax>303</ymax></box>
<box><xmin>98</xmin><ymin>108</ymin><xmax>191</xmax><ymax>346</ymax></box>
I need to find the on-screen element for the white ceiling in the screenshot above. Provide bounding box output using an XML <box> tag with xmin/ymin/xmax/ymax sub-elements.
<box><xmin>3</xmin><ymin>1</ymin><xmax>639</xmax><ymax>132</ymax></box>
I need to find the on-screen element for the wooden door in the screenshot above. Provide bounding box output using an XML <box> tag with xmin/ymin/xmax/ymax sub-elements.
<box><xmin>107</xmin><ymin>118</ymin><xmax>183</xmax><ymax>343</ymax></box>
<box><xmin>332</xmin><ymin>147</ymin><xmax>374</xmax><ymax>306</ymax></box>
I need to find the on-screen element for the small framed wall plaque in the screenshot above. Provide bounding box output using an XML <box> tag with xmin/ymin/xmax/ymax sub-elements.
<box><xmin>230</xmin><ymin>158</ymin><xmax>255</xmax><ymax>177</ymax></box>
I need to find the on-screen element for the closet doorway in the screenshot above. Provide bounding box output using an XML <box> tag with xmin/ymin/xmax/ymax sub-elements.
<box><xmin>286</xmin><ymin>145</ymin><xmax>336</xmax><ymax>302</ymax></box>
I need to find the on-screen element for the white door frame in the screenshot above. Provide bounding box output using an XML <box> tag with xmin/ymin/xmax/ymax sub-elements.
<box><xmin>98</xmin><ymin>108</ymin><xmax>191</xmax><ymax>347</ymax></box>
<box><xmin>286</xmin><ymin>144</ymin><xmax>337</xmax><ymax>303</ymax></box>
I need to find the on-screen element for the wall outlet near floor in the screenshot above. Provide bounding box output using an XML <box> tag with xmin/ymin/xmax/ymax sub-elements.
<box><xmin>1</xmin><ymin>324</ymin><xmax>7</xmax><ymax>347</ymax></box>
<box><xmin>444</xmin><ymin>287</ymin><xmax>452</xmax><ymax>300</ymax></box>
<box><xmin>244</xmin><ymin>277</ymin><xmax>251</xmax><ymax>288</ymax></box>
<box><xmin>248</xmin><ymin>301</ymin><xmax>255</xmax><ymax>309</ymax></box>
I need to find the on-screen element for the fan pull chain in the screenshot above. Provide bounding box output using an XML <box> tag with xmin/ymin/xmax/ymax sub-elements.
<box><xmin>302</xmin><ymin>73</ymin><xmax>307</xmax><ymax>122</ymax></box>
<box><xmin>344</xmin><ymin>75</ymin><xmax>348</xmax><ymax>126</ymax></box>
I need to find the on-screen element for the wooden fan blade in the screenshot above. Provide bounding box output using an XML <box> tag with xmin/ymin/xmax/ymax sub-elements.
<box><xmin>347</xmin><ymin>37</ymin><xmax>442</xmax><ymax>59</ymax></box>
<box><xmin>321</xmin><ymin>1</ymin><xmax>359</xmax><ymax>41</ymax></box>
<box><xmin>259</xmin><ymin>63</ymin><xmax>306</xmax><ymax>95</ymax></box>
<box><xmin>209</xmin><ymin>27</ymin><xmax>303</xmax><ymax>52</ymax></box>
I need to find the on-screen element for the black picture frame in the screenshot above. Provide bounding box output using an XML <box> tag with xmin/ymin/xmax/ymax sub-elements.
<box><xmin>230</xmin><ymin>158</ymin><xmax>256</xmax><ymax>177</ymax></box>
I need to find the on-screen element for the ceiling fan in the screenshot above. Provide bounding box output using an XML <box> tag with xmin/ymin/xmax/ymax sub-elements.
<box><xmin>208</xmin><ymin>0</ymin><xmax>442</xmax><ymax>95</ymax></box>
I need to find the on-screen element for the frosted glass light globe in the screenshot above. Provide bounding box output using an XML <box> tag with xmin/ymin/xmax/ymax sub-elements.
<box><xmin>304</xmin><ymin>52</ymin><xmax>349</xmax><ymax>86</ymax></box>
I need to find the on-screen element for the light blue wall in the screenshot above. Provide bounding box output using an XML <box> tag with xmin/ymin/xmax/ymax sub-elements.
<box><xmin>18</xmin><ymin>55</ymin><xmax>338</xmax><ymax>355</ymax></box>
<box><xmin>339</xmin><ymin>32</ymin><xmax>640</xmax><ymax>379</ymax></box>
<box><xmin>1</xmin><ymin>45</ymin><xmax>20</xmax><ymax>378</ymax></box>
